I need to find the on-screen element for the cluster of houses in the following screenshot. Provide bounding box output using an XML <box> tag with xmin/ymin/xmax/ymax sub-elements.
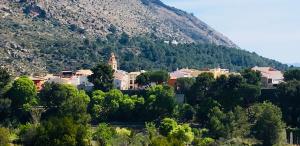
<box><xmin>30</xmin><ymin>70</ymin><xmax>94</xmax><ymax>91</ymax></box>
<box><xmin>28</xmin><ymin>53</ymin><xmax>285</xmax><ymax>91</ymax></box>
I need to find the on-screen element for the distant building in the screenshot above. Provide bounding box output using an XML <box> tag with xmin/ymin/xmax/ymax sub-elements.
<box><xmin>45</xmin><ymin>70</ymin><xmax>94</xmax><ymax>91</ymax></box>
<box><xmin>75</xmin><ymin>70</ymin><xmax>94</xmax><ymax>91</ymax></box>
<box><xmin>252</xmin><ymin>66</ymin><xmax>284</xmax><ymax>88</ymax></box>
<box><xmin>108</xmin><ymin>53</ymin><xmax>145</xmax><ymax>90</ymax></box>
<box><xmin>30</xmin><ymin>74</ymin><xmax>53</xmax><ymax>91</ymax></box>
<box><xmin>60</xmin><ymin>71</ymin><xmax>74</xmax><ymax>78</ymax></box>
<box><xmin>30</xmin><ymin>76</ymin><xmax>46</xmax><ymax>91</ymax></box>
<box><xmin>114</xmin><ymin>70</ymin><xmax>129</xmax><ymax>90</ymax></box>
<box><xmin>171</xmin><ymin>40</ymin><xmax>179</xmax><ymax>45</ymax></box>
<box><xmin>128</xmin><ymin>72</ymin><xmax>142</xmax><ymax>90</ymax></box>
<box><xmin>163</xmin><ymin>40</ymin><xmax>170</xmax><ymax>44</ymax></box>
<box><xmin>168</xmin><ymin>67</ymin><xmax>236</xmax><ymax>88</ymax></box>
<box><xmin>209</xmin><ymin>68</ymin><xmax>230</xmax><ymax>78</ymax></box>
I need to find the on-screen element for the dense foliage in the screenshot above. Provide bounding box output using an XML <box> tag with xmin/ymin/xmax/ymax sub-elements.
<box><xmin>88</xmin><ymin>63</ymin><xmax>114</xmax><ymax>92</ymax></box>
<box><xmin>0</xmin><ymin>127</ymin><xmax>10</xmax><ymax>146</ymax></box>
<box><xmin>136</xmin><ymin>70</ymin><xmax>170</xmax><ymax>86</ymax></box>
<box><xmin>1</xmin><ymin>67</ymin><xmax>300</xmax><ymax>145</ymax></box>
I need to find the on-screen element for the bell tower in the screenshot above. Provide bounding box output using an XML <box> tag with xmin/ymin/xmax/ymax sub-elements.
<box><xmin>108</xmin><ymin>53</ymin><xmax>118</xmax><ymax>71</ymax></box>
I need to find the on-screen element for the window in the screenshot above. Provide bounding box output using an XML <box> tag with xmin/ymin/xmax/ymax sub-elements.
<box><xmin>268</xmin><ymin>79</ymin><xmax>273</xmax><ymax>84</ymax></box>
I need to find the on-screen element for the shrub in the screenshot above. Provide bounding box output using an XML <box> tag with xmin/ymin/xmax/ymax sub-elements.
<box><xmin>0</xmin><ymin>127</ymin><xmax>10</xmax><ymax>146</ymax></box>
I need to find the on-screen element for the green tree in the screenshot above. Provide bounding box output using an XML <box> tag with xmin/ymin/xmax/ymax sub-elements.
<box><xmin>169</xmin><ymin>123</ymin><xmax>194</xmax><ymax>145</ymax></box>
<box><xmin>176</xmin><ymin>104</ymin><xmax>195</xmax><ymax>122</ymax></box>
<box><xmin>277</xmin><ymin>80</ymin><xmax>300</xmax><ymax>127</ymax></box>
<box><xmin>39</xmin><ymin>83</ymin><xmax>90</xmax><ymax>123</ymax></box>
<box><xmin>149</xmin><ymin>71</ymin><xmax>170</xmax><ymax>84</ymax></box>
<box><xmin>159</xmin><ymin>118</ymin><xmax>178</xmax><ymax>136</ymax></box>
<box><xmin>227</xmin><ymin>106</ymin><xmax>250</xmax><ymax>138</ymax></box>
<box><xmin>8</xmin><ymin>76</ymin><xmax>37</xmax><ymax>110</ymax></box>
<box><xmin>241</xmin><ymin>68</ymin><xmax>261</xmax><ymax>85</ymax></box>
<box><xmin>214</xmin><ymin>75</ymin><xmax>246</xmax><ymax>111</ymax></box>
<box><xmin>136</xmin><ymin>71</ymin><xmax>170</xmax><ymax>86</ymax></box>
<box><xmin>0</xmin><ymin>69</ymin><xmax>12</xmax><ymax>122</ymax></box>
<box><xmin>88</xmin><ymin>63</ymin><xmax>114</xmax><ymax>92</ymax></box>
<box><xmin>33</xmin><ymin>117</ymin><xmax>91</xmax><ymax>146</ymax></box>
<box><xmin>175</xmin><ymin>77</ymin><xmax>195</xmax><ymax>94</ymax></box>
<box><xmin>89</xmin><ymin>89</ymin><xmax>144</xmax><ymax>122</ymax></box>
<box><xmin>239</xmin><ymin>83</ymin><xmax>261</xmax><ymax>106</ymax></box>
<box><xmin>207</xmin><ymin>107</ymin><xmax>227</xmax><ymax>138</ymax></box>
<box><xmin>207</xmin><ymin>106</ymin><xmax>250</xmax><ymax>139</ymax></box>
<box><xmin>89</xmin><ymin>90</ymin><xmax>106</xmax><ymax>122</ymax></box>
<box><xmin>250</xmin><ymin>102</ymin><xmax>286</xmax><ymax>146</ymax></box>
<box><xmin>0</xmin><ymin>68</ymin><xmax>11</xmax><ymax>92</ymax></box>
<box><xmin>136</xmin><ymin>72</ymin><xmax>151</xmax><ymax>86</ymax></box>
<box><xmin>93</xmin><ymin>123</ymin><xmax>116</xmax><ymax>146</ymax></box>
<box><xmin>150</xmin><ymin>136</ymin><xmax>170</xmax><ymax>146</ymax></box>
<box><xmin>18</xmin><ymin>123</ymin><xmax>38</xmax><ymax>146</ymax></box>
<box><xmin>145</xmin><ymin>85</ymin><xmax>176</xmax><ymax>119</ymax></box>
<box><xmin>192</xmin><ymin>129</ymin><xmax>215</xmax><ymax>146</ymax></box>
<box><xmin>195</xmin><ymin>98</ymin><xmax>220</xmax><ymax>126</ymax></box>
<box><xmin>284</xmin><ymin>69</ymin><xmax>300</xmax><ymax>81</ymax></box>
<box><xmin>0</xmin><ymin>127</ymin><xmax>10</xmax><ymax>146</ymax></box>
<box><xmin>159</xmin><ymin>118</ymin><xmax>195</xmax><ymax>145</ymax></box>
<box><xmin>187</xmin><ymin>73</ymin><xmax>215</xmax><ymax>105</ymax></box>
<box><xmin>119</xmin><ymin>32</ymin><xmax>129</xmax><ymax>45</ymax></box>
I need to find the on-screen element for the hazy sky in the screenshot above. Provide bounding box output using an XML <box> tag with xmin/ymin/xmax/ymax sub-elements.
<box><xmin>161</xmin><ymin>0</ymin><xmax>300</xmax><ymax>64</ymax></box>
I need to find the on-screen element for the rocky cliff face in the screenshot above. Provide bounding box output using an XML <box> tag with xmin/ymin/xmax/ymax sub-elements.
<box><xmin>5</xmin><ymin>0</ymin><xmax>237</xmax><ymax>47</ymax></box>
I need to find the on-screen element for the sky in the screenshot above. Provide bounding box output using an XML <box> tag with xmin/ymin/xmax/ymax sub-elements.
<box><xmin>161</xmin><ymin>0</ymin><xmax>300</xmax><ymax>64</ymax></box>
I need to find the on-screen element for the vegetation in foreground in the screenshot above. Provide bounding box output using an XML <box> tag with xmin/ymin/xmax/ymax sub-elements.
<box><xmin>1</xmin><ymin>66</ymin><xmax>300</xmax><ymax>146</ymax></box>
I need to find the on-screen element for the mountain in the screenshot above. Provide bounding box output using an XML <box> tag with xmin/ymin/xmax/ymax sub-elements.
<box><xmin>0</xmin><ymin>0</ymin><xmax>288</xmax><ymax>75</ymax></box>
<box><xmin>289</xmin><ymin>63</ymin><xmax>300</xmax><ymax>67</ymax></box>
<box><xmin>17</xmin><ymin>0</ymin><xmax>237</xmax><ymax>47</ymax></box>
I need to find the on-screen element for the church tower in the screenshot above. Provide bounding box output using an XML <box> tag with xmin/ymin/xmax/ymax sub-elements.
<box><xmin>108</xmin><ymin>53</ymin><xmax>118</xmax><ymax>71</ymax></box>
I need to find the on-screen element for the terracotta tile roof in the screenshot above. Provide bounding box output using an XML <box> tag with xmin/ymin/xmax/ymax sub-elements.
<box><xmin>252</xmin><ymin>66</ymin><xmax>283</xmax><ymax>80</ymax></box>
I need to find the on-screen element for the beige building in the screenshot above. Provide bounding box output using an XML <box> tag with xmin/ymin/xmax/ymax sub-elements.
<box><xmin>128</xmin><ymin>72</ymin><xmax>142</xmax><ymax>90</ymax></box>
<box><xmin>114</xmin><ymin>70</ymin><xmax>129</xmax><ymax>90</ymax></box>
<box><xmin>170</xmin><ymin>67</ymin><xmax>232</xmax><ymax>80</ymax></box>
<box><xmin>108</xmin><ymin>53</ymin><xmax>144</xmax><ymax>90</ymax></box>
<box><xmin>252</xmin><ymin>66</ymin><xmax>284</xmax><ymax>88</ymax></box>
<box><xmin>168</xmin><ymin>67</ymin><xmax>237</xmax><ymax>87</ymax></box>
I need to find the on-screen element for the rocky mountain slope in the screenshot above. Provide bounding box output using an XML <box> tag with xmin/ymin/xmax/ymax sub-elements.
<box><xmin>0</xmin><ymin>0</ymin><xmax>287</xmax><ymax>75</ymax></box>
<box><xmin>4</xmin><ymin>0</ymin><xmax>237</xmax><ymax>47</ymax></box>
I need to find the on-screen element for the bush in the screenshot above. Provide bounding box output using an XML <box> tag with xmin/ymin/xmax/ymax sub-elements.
<box><xmin>93</xmin><ymin>123</ymin><xmax>115</xmax><ymax>146</ymax></box>
<box><xmin>33</xmin><ymin>117</ymin><xmax>91</xmax><ymax>146</ymax></box>
<box><xmin>159</xmin><ymin>118</ymin><xmax>178</xmax><ymax>136</ymax></box>
<box><xmin>0</xmin><ymin>127</ymin><xmax>10</xmax><ymax>146</ymax></box>
<box><xmin>18</xmin><ymin>123</ymin><xmax>38</xmax><ymax>146</ymax></box>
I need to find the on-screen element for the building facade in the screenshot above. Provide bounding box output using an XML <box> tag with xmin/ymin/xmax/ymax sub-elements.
<box><xmin>108</xmin><ymin>53</ymin><xmax>143</xmax><ymax>90</ymax></box>
<box><xmin>252</xmin><ymin>66</ymin><xmax>284</xmax><ymax>88</ymax></box>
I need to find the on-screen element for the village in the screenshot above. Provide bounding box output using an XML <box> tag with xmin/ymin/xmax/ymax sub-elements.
<box><xmin>28</xmin><ymin>53</ymin><xmax>285</xmax><ymax>92</ymax></box>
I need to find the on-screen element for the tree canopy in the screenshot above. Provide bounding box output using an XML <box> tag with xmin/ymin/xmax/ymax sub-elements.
<box><xmin>39</xmin><ymin>83</ymin><xmax>90</xmax><ymax>123</ymax></box>
<box><xmin>8</xmin><ymin>76</ymin><xmax>37</xmax><ymax>110</ymax></box>
<box><xmin>88</xmin><ymin>63</ymin><xmax>114</xmax><ymax>92</ymax></box>
<box><xmin>284</xmin><ymin>69</ymin><xmax>300</xmax><ymax>81</ymax></box>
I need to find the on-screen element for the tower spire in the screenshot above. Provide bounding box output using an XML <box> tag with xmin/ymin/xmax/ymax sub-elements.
<box><xmin>108</xmin><ymin>52</ymin><xmax>117</xmax><ymax>71</ymax></box>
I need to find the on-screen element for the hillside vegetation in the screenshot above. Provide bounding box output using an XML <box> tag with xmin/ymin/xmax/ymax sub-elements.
<box><xmin>0</xmin><ymin>1</ymin><xmax>288</xmax><ymax>75</ymax></box>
